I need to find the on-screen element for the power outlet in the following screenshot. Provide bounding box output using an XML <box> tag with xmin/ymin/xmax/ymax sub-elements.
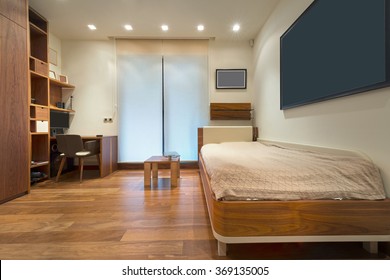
<box><xmin>103</xmin><ymin>117</ymin><xmax>113</xmax><ymax>123</ymax></box>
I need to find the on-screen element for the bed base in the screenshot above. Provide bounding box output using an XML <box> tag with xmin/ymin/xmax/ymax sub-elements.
<box><xmin>197</xmin><ymin>127</ymin><xmax>390</xmax><ymax>257</ymax></box>
<box><xmin>215</xmin><ymin>235</ymin><xmax>382</xmax><ymax>257</ymax></box>
<box><xmin>199</xmin><ymin>155</ymin><xmax>390</xmax><ymax>256</ymax></box>
<box><xmin>215</xmin><ymin>240</ymin><xmax>381</xmax><ymax>257</ymax></box>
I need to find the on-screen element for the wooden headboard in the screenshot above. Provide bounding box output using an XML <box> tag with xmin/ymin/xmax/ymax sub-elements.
<box><xmin>198</xmin><ymin>126</ymin><xmax>258</xmax><ymax>153</ymax></box>
<box><xmin>197</xmin><ymin>126</ymin><xmax>367</xmax><ymax>160</ymax></box>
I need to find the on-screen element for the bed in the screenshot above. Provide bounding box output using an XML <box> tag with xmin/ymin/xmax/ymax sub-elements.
<box><xmin>198</xmin><ymin>126</ymin><xmax>390</xmax><ymax>256</ymax></box>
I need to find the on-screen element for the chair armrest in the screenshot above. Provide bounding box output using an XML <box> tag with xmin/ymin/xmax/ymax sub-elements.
<box><xmin>84</xmin><ymin>140</ymin><xmax>100</xmax><ymax>155</ymax></box>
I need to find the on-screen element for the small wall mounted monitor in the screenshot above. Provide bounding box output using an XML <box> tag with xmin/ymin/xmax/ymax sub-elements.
<box><xmin>216</xmin><ymin>69</ymin><xmax>247</xmax><ymax>89</ymax></box>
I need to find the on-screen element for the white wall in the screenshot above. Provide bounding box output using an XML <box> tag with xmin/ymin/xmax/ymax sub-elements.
<box><xmin>209</xmin><ymin>39</ymin><xmax>253</xmax><ymax>103</ymax></box>
<box><xmin>209</xmin><ymin>39</ymin><xmax>254</xmax><ymax>126</ymax></box>
<box><xmin>58</xmin><ymin>39</ymin><xmax>254</xmax><ymax>134</ymax></box>
<box><xmin>61</xmin><ymin>40</ymin><xmax>117</xmax><ymax>136</ymax></box>
<box><xmin>253</xmin><ymin>0</ymin><xmax>390</xmax><ymax>195</ymax></box>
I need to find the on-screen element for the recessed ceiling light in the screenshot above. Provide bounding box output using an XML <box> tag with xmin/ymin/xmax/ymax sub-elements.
<box><xmin>197</xmin><ymin>25</ymin><xmax>205</xmax><ymax>31</ymax></box>
<box><xmin>124</xmin><ymin>24</ymin><xmax>133</xmax><ymax>31</ymax></box>
<box><xmin>87</xmin><ymin>24</ymin><xmax>97</xmax><ymax>30</ymax></box>
<box><xmin>161</xmin><ymin>25</ymin><xmax>169</xmax><ymax>31</ymax></box>
<box><xmin>233</xmin><ymin>24</ymin><xmax>240</xmax><ymax>32</ymax></box>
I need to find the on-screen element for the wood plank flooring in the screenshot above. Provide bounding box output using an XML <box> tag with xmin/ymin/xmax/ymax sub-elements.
<box><xmin>0</xmin><ymin>169</ymin><xmax>388</xmax><ymax>260</ymax></box>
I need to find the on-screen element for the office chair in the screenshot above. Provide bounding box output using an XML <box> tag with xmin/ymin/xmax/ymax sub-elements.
<box><xmin>55</xmin><ymin>134</ymin><xmax>100</xmax><ymax>183</ymax></box>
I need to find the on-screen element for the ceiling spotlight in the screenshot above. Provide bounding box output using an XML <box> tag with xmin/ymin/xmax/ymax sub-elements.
<box><xmin>233</xmin><ymin>24</ymin><xmax>240</xmax><ymax>32</ymax></box>
<box><xmin>124</xmin><ymin>24</ymin><xmax>133</xmax><ymax>31</ymax></box>
<box><xmin>161</xmin><ymin>25</ymin><xmax>169</xmax><ymax>31</ymax></box>
<box><xmin>87</xmin><ymin>24</ymin><xmax>97</xmax><ymax>30</ymax></box>
<box><xmin>197</xmin><ymin>25</ymin><xmax>205</xmax><ymax>31</ymax></box>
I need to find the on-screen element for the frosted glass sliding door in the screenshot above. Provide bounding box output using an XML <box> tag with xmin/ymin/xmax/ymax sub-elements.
<box><xmin>117</xmin><ymin>55</ymin><xmax>163</xmax><ymax>162</ymax></box>
<box><xmin>164</xmin><ymin>55</ymin><xmax>208</xmax><ymax>160</ymax></box>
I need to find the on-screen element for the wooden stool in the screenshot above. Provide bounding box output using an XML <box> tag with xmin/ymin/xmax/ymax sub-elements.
<box><xmin>144</xmin><ymin>155</ymin><xmax>180</xmax><ymax>187</ymax></box>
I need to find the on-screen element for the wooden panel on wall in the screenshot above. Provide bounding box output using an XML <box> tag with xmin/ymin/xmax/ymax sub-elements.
<box><xmin>210</xmin><ymin>103</ymin><xmax>252</xmax><ymax>120</ymax></box>
<box><xmin>0</xmin><ymin>12</ymin><xmax>29</xmax><ymax>203</ymax></box>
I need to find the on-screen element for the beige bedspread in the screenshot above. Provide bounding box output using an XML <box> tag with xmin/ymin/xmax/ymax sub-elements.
<box><xmin>200</xmin><ymin>142</ymin><xmax>386</xmax><ymax>201</ymax></box>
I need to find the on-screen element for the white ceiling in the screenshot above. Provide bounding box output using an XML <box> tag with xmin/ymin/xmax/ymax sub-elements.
<box><xmin>29</xmin><ymin>0</ymin><xmax>280</xmax><ymax>41</ymax></box>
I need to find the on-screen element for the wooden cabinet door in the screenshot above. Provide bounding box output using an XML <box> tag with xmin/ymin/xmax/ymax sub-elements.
<box><xmin>0</xmin><ymin>14</ymin><xmax>29</xmax><ymax>202</ymax></box>
<box><xmin>0</xmin><ymin>0</ymin><xmax>27</xmax><ymax>28</ymax></box>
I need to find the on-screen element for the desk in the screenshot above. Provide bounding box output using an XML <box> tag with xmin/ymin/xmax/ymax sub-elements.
<box><xmin>82</xmin><ymin>136</ymin><xmax>118</xmax><ymax>177</ymax></box>
<box><xmin>144</xmin><ymin>156</ymin><xmax>180</xmax><ymax>187</ymax></box>
<box><xmin>51</xmin><ymin>136</ymin><xmax>117</xmax><ymax>178</ymax></box>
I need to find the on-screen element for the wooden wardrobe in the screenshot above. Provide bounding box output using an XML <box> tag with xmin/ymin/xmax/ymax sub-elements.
<box><xmin>0</xmin><ymin>0</ymin><xmax>29</xmax><ymax>203</ymax></box>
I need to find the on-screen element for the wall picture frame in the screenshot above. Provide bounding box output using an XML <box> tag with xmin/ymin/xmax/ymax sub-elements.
<box><xmin>49</xmin><ymin>48</ymin><xmax>57</xmax><ymax>66</ymax></box>
<box><xmin>216</xmin><ymin>69</ymin><xmax>247</xmax><ymax>89</ymax></box>
<box><xmin>49</xmin><ymin>70</ymin><xmax>56</xmax><ymax>79</ymax></box>
<box><xmin>59</xmin><ymin>74</ymin><xmax>68</xmax><ymax>84</ymax></box>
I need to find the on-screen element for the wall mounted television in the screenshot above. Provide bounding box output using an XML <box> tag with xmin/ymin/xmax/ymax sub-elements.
<box><xmin>280</xmin><ymin>0</ymin><xmax>390</xmax><ymax>110</ymax></box>
<box><xmin>50</xmin><ymin>110</ymin><xmax>69</xmax><ymax>129</ymax></box>
<box><xmin>216</xmin><ymin>69</ymin><xmax>247</xmax><ymax>89</ymax></box>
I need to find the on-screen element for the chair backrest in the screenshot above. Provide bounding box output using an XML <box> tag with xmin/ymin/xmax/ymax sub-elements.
<box><xmin>56</xmin><ymin>134</ymin><xmax>84</xmax><ymax>158</ymax></box>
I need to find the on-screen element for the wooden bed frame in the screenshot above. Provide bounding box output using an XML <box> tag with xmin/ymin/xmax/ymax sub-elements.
<box><xmin>198</xmin><ymin>126</ymin><xmax>390</xmax><ymax>256</ymax></box>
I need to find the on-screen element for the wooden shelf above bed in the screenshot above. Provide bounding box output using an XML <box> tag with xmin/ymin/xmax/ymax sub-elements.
<box><xmin>210</xmin><ymin>103</ymin><xmax>252</xmax><ymax>120</ymax></box>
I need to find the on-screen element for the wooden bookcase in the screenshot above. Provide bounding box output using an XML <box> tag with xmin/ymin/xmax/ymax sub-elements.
<box><xmin>28</xmin><ymin>7</ymin><xmax>76</xmax><ymax>185</ymax></box>
<box><xmin>29</xmin><ymin>8</ymin><xmax>50</xmax><ymax>183</ymax></box>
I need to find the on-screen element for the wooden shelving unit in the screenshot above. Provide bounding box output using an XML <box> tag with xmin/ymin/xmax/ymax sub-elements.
<box><xmin>28</xmin><ymin>7</ymin><xmax>76</xmax><ymax>185</ymax></box>
<box><xmin>29</xmin><ymin>8</ymin><xmax>50</xmax><ymax>183</ymax></box>
<box><xmin>49</xmin><ymin>78</ymin><xmax>75</xmax><ymax>112</ymax></box>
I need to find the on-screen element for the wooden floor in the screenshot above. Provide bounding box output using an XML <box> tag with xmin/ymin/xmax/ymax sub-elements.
<box><xmin>0</xmin><ymin>169</ymin><xmax>388</xmax><ymax>260</ymax></box>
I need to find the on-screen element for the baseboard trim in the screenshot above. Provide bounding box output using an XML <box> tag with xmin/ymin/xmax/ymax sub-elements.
<box><xmin>118</xmin><ymin>161</ymin><xmax>198</xmax><ymax>170</ymax></box>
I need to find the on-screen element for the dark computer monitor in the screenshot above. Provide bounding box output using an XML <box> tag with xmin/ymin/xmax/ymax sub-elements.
<box><xmin>50</xmin><ymin>111</ymin><xmax>69</xmax><ymax>128</ymax></box>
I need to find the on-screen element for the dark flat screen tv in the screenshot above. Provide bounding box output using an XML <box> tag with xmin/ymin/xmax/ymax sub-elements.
<box><xmin>280</xmin><ymin>0</ymin><xmax>390</xmax><ymax>109</ymax></box>
<box><xmin>50</xmin><ymin>111</ymin><xmax>69</xmax><ymax>128</ymax></box>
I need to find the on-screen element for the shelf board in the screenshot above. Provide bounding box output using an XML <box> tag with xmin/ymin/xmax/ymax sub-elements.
<box><xmin>30</xmin><ymin>118</ymin><xmax>49</xmax><ymax>122</ymax></box>
<box><xmin>30</xmin><ymin>103</ymin><xmax>49</xmax><ymax>108</ymax></box>
<box><xmin>50</xmin><ymin>78</ymin><xmax>75</xmax><ymax>89</ymax></box>
<box><xmin>30</xmin><ymin>55</ymin><xmax>46</xmax><ymax>62</ymax></box>
<box><xmin>49</xmin><ymin>106</ymin><xmax>75</xmax><ymax>113</ymax></box>
<box><xmin>31</xmin><ymin>161</ymin><xmax>49</xmax><ymax>168</ymax></box>
<box><xmin>30</xmin><ymin>132</ymin><xmax>49</xmax><ymax>136</ymax></box>
<box><xmin>30</xmin><ymin>175</ymin><xmax>49</xmax><ymax>185</ymax></box>
<box><xmin>30</xmin><ymin>70</ymin><xmax>48</xmax><ymax>79</ymax></box>
<box><xmin>29</xmin><ymin>22</ymin><xmax>47</xmax><ymax>36</ymax></box>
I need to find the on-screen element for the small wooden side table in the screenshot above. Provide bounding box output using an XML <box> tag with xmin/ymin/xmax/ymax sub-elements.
<box><xmin>144</xmin><ymin>155</ymin><xmax>180</xmax><ymax>187</ymax></box>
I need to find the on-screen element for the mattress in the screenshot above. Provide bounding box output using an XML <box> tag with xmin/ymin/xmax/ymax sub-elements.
<box><xmin>200</xmin><ymin>142</ymin><xmax>386</xmax><ymax>201</ymax></box>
